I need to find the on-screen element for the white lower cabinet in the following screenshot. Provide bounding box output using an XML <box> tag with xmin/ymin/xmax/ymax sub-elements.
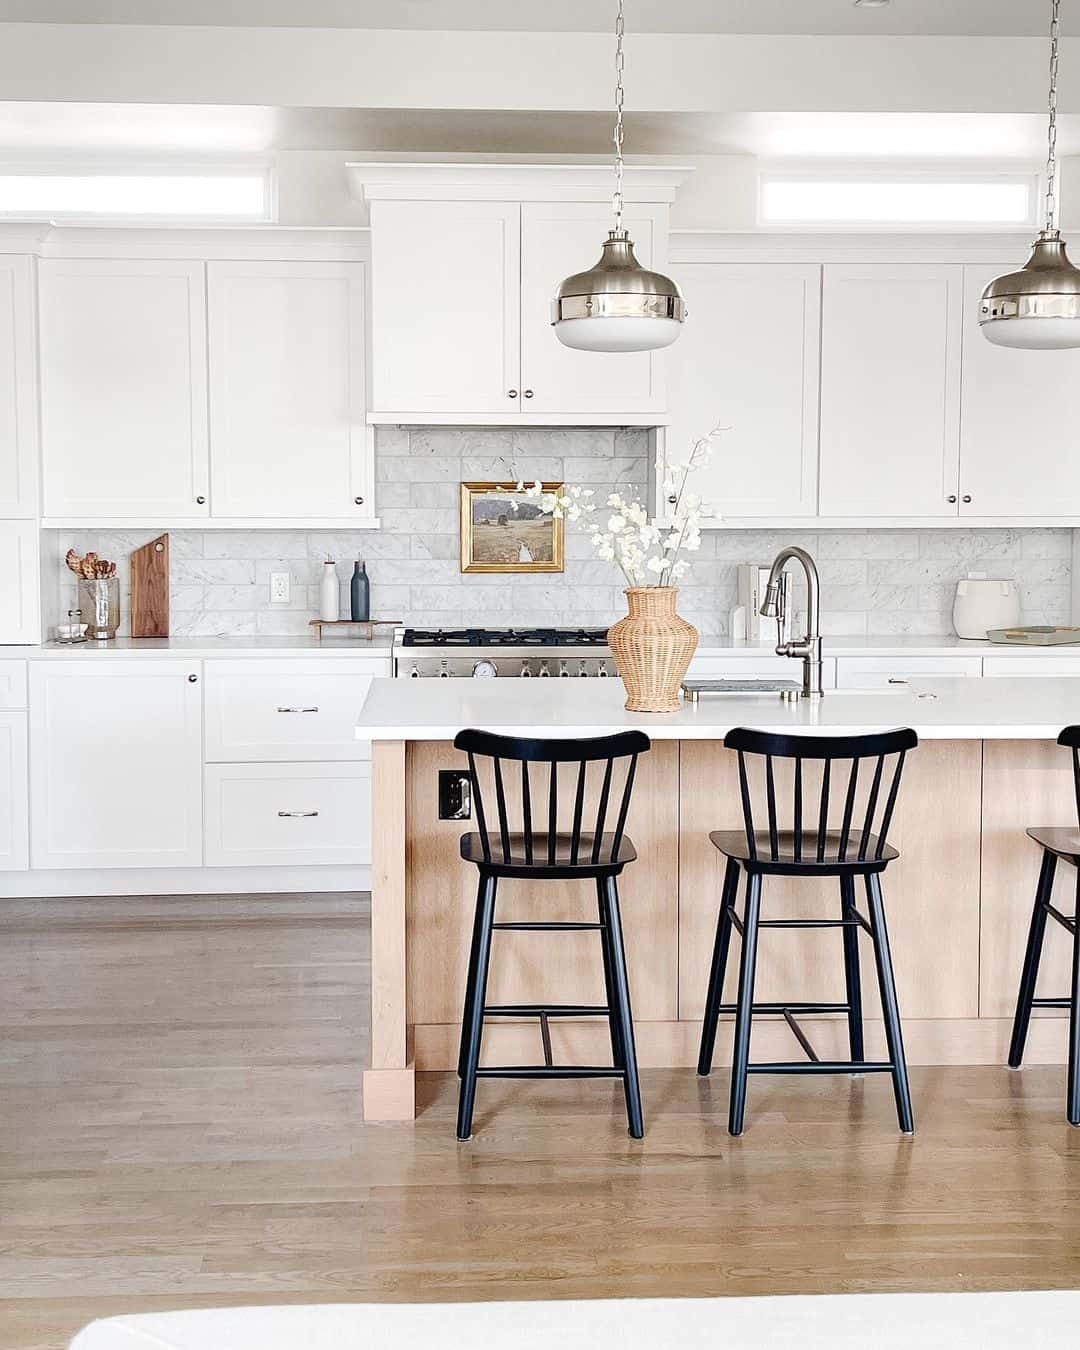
<box><xmin>0</xmin><ymin>710</ymin><xmax>28</xmax><ymax>871</ymax></box>
<box><xmin>982</xmin><ymin>656</ymin><xmax>1080</xmax><ymax>677</ymax></box>
<box><xmin>204</xmin><ymin>659</ymin><xmax>384</xmax><ymax>762</ymax></box>
<box><xmin>30</xmin><ymin>660</ymin><xmax>203</xmax><ymax>869</ymax></box>
<box><xmin>204</xmin><ymin>762</ymin><xmax>371</xmax><ymax>867</ymax></box>
<box><xmin>687</xmin><ymin>654</ymin><xmax>837</xmax><ymax>688</ymax></box>
<box><xmin>835</xmin><ymin>656</ymin><xmax>982</xmax><ymax>688</ymax></box>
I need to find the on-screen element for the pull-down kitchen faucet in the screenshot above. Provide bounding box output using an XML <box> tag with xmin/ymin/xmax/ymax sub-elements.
<box><xmin>760</xmin><ymin>545</ymin><xmax>824</xmax><ymax>700</ymax></box>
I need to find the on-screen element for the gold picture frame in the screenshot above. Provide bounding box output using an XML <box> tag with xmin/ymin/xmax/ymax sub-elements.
<box><xmin>460</xmin><ymin>481</ymin><xmax>565</xmax><ymax>574</ymax></box>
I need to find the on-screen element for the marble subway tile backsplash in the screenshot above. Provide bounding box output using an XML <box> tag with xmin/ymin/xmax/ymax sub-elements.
<box><xmin>54</xmin><ymin>427</ymin><xmax>1073</xmax><ymax>639</ymax></box>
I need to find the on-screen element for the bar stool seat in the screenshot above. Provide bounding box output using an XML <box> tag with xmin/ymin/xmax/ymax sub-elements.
<box><xmin>460</xmin><ymin>831</ymin><xmax>637</xmax><ymax>878</ymax></box>
<box><xmin>709</xmin><ymin>829</ymin><xmax>898</xmax><ymax>875</ymax></box>
<box><xmin>1025</xmin><ymin>825</ymin><xmax>1080</xmax><ymax>861</ymax></box>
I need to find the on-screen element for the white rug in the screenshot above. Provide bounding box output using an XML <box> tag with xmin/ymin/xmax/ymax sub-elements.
<box><xmin>69</xmin><ymin>1290</ymin><xmax>1080</xmax><ymax>1349</ymax></box>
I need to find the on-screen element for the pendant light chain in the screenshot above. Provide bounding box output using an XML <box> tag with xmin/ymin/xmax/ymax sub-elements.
<box><xmin>1046</xmin><ymin>0</ymin><xmax>1062</xmax><ymax>232</ymax></box>
<box><xmin>612</xmin><ymin>0</ymin><xmax>625</xmax><ymax>233</ymax></box>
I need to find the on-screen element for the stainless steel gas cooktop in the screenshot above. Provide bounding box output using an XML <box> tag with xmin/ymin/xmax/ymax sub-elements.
<box><xmin>393</xmin><ymin>627</ymin><xmax>615</xmax><ymax>678</ymax></box>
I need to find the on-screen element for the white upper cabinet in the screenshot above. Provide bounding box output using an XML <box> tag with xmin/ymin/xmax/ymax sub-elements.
<box><xmin>0</xmin><ymin>256</ymin><xmax>38</xmax><ymax>518</ymax></box>
<box><xmin>40</xmin><ymin>259</ymin><xmax>209</xmax><ymax>518</ymax></box>
<box><xmin>665</xmin><ymin>263</ymin><xmax>821</xmax><ymax>517</ymax></box>
<box><xmin>819</xmin><ymin>264</ymin><xmax>963</xmax><ymax>518</ymax></box>
<box><xmin>371</xmin><ymin>199</ymin><xmax>521</xmax><ymax>417</ymax></box>
<box><xmin>520</xmin><ymin>202</ymin><xmax>665</xmax><ymax>416</ymax></box>
<box><xmin>208</xmin><ymin>261</ymin><xmax>370</xmax><ymax>518</ymax></box>
<box><xmin>0</xmin><ymin>520</ymin><xmax>40</xmax><ymax>645</ymax></box>
<box><xmin>30</xmin><ymin>659</ymin><xmax>202</xmax><ymax>869</ymax></box>
<box><xmin>960</xmin><ymin>264</ymin><xmax>1080</xmax><ymax>518</ymax></box>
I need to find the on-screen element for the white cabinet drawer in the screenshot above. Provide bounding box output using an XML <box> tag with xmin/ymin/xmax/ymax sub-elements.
<box><xmin>836</xmin><ymin>656</ymin><xmax>982</xmax><ymax>688</ymax></box>
<box><xmin>688</xmin><ymin>654</ymin><xmax>837</xmax><ymax>689</ymax></box>
<box><xmin>205</xmin><ymin>762</ymin><xmax>371</xmax><ymax>867</ymax></box>
<box><xmin>0</xmin><ymin>660</ymin><xmax>27</xmax><ymax>708</ymax></box>
<box><xmin>0</xmin><ymin>711</ymin><xmax>28</xmax><ymax>871</ymax></box>
<box><xmin>983</xmin><ymin>656</ymin><xmax>1080</xmax><ymax>677</ymax></box>
<box><xmin>204</xmin><ymin>659</ymin><xmax>389</xmax><ymax>762</ymax></box>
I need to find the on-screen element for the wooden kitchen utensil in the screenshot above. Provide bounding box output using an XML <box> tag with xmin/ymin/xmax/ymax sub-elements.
<box><xmin>130</xmin><ymin>534</ymin><xmax>170</xmax><ymax>638</ymax></box>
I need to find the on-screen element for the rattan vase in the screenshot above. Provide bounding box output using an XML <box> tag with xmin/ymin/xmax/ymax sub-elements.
<box><xmin>608</xmin><ymin>587</ymin><xmax>699</xmax><ymax>713</ymax></box>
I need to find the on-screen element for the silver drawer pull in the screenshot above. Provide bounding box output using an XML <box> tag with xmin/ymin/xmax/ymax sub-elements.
<box><xmin>277</xmin><ymin>706</ymin><xmax>319</xmax><ymax>713</ymax></box>
<box><xmin>887</xmin><ymin>678</ymin><xmax>909</xmax><ymax>685</ymax></box>
<box><xmin>277</xmin><ymin>810</ymin><xmax>319</xmax><ymax>818</ymax></box>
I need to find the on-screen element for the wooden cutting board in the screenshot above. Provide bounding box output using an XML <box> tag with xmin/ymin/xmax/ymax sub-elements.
<box><xmin>130</xmin><ymin>534</ymin><xmax>169</xmax><ymax>638</ymax></box>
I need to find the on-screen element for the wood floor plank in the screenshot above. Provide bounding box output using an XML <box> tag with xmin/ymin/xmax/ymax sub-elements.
<box><xmin>2</xmin><ymin>894</ymin><xmax>1080</xmax><ymax>1350</ymax></box>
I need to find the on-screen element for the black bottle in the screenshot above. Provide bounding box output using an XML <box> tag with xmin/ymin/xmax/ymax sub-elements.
<box><xmin>350</xmin><ymin>560</ymin><xmax>370</xmax><ymax>622</ymax></box>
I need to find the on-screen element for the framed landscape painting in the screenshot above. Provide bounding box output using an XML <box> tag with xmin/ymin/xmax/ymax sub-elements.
<box><xmin>459</xmin><ymin>481</ymin><xmax>565</xmax><ymax>574</ymax></box>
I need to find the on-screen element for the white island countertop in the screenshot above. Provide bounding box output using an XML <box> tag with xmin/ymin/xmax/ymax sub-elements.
<box><xmin>356</xmin><ymin>675</ymin><xmax>1080</xmax><ymax>742</ymax></box>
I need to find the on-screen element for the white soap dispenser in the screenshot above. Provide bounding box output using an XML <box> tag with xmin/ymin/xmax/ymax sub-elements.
<box><xmin>319</xmin><ymin>558</ymin><xmax>340</xmax><ymax>622</ymax></box>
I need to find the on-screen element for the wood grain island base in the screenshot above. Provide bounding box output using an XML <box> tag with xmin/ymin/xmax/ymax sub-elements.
<box><xmin>360</xmin><ymin>680</ymin><xmax>1080</xmax><ymax>1121</ymax></box>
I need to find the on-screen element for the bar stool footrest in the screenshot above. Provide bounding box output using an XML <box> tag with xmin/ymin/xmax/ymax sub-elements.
<box><xmin>475</xmin><ymin>1066</ymin><xmax>626</xmax><ymax>1079</ymax></box>
<box><xmin>747</xmin><ymin>1060</ymin><xmax>895</xmax><ymax>1075</ymax></box>
<box><xmin>482</xmin><ymin>1003</ymin><xmax>610</xmax><ymax>1017</ymax></box>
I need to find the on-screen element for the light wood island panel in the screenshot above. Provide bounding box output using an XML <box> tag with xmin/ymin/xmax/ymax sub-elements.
<box><xmin>366</xmin><ymin>735</ymin><xmax>1080</xmax><ymax>1121</ymax></box>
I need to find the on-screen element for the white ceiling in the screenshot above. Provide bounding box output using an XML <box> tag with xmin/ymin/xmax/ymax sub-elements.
<box><xmin>1</xmin><ymin>0</ymin><xmax>1077</xmax><ymax>37</ymax></box>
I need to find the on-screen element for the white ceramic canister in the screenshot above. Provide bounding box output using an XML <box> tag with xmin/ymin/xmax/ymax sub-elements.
<box><xmin>952</xmin><ymin>572</ymin><xmax>1021</xmax><ymax>639</ymax></box>
<box><xmin>319</xmin><ymin>559</ymin><xmax>340</xmax><ymax>622</ymax></box>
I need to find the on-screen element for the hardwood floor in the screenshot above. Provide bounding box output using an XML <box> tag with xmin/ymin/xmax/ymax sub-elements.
<box><xmin>2</xmin><ymin>895</ymin><xmax>1080</xmax><ymax>1350</ymax></box>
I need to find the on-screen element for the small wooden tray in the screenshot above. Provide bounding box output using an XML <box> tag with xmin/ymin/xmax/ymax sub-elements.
<box><xmin>988</xmin><ymin>625</ymin><xmax>1080</xmax><ymax>646</ymax></box>
<box><xmin>308</xmin><ymin>618</ymin><xmax>400</xmax><ymax>642</ymax></box>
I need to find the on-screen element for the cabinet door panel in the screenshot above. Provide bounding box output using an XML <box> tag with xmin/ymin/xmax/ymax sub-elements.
<box><xmin>521</xmin><ymin>203</ymin><xmax>665</xmax><ymax>415</ymax></box>
<box><xmin>0</xmin><ymin>256</ymin><xmax>37</xmax><ymax>518</ymax></box>
<box><xmin>820</xmin><ymin>265</ymin><xmax>962</xmax><ymax>518</ymax></box>
<box><xmin>209</xmin><ymin>262</ymin><xmax>369</xmax><ymax>518</ymax></box>
<box><xmin>371</xmin><ymin>200</ymin><xmax>520</xmax><ymax>415</ymax></box>
<box><xmin>666</xmin><ymin>264</ymin><xmax>820</xmax><ymax>517</ymax></box>
<box><xmin>0</xmin><ymin>520</ymin><xmax>40</xmax><ymax>644</ymax></box>
<box><xmin>960</xmin><ymin>265</ymin><xmax>1080</xmax><ymax>517</ymax></box>
<box><xmin>0</xmin><ymin>711</ymin><xmax>28</xmax><ymax>871</ymax></box>
<box><xmin>40</xmin><ymin>260</ymin><xmax>209</xmax><ymax>518</ymax></box>
<box><xmin>30</xmin><ymin>660</ymin><xmax>202</xmax><ymax>869</ymax></box>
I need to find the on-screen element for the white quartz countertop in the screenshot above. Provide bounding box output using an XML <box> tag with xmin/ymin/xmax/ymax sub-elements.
<box><xmin>0</xmin><ymin>636</ymin><xmax>394</xmax><ymax>660</ymax></box>
<box><xmin>355</xmin><ymin>675</ymin><xmax>1080</xmax><ymax>742</ymax></box>
<box><xmin>694</xmin><ymin>635</ymin><xmax>1077</xmax><ymax>658</ymax></box>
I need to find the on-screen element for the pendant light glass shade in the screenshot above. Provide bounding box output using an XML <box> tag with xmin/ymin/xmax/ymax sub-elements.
<box><xmin>980</xmin><ymin>0</ymin><xmax>1080</xmax><ymax>348</ymax></box>
<box><xmin>551</xmin><ymin>0</ymin><xmax>686</xmax><ymax>354</ymax></box>
<box><xmin>552</xmin><ymin>230</ymin><xmax>686</xmax><ymax>352</ymax></box>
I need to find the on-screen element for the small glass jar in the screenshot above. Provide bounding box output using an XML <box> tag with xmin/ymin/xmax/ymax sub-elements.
<box><xmin>78</xmin><ymin>576</ymin><xmax>120</xmax><ymax>640</ymax></box>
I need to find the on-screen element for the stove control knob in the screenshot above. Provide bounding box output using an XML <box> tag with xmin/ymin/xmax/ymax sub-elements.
<box><xmin>520</xmin><ymin>661</ymin><xmax>533</xmax><ymax>677</ymax></box>
<box><xmin>439</xmin><ymin>660</ymin><xmax>451</xmax><ymax>679</ymax></box>
<box><xmin>578</xmin><ymin>662</ymin><xmax>590</xmax><ymax>677</ymax></box>
<box><xmin>409</xmin><ymin>665</ymin><xmax>421</xmax><ymax>679</ymax></box>
<box><xmin>598</xmin><ymin>663</ymin><xmax>610</xmax><ymax>677</ymax></box>
<box><xmin>558</xmin><ymin>660</ymin><xmax>570</xmax><ymax>677</ymax></box>
<box><xmin>472</xmin><ymin>659</ymin><xmax>498</xmax><ymax>679</ymax></box>
<box><xmin>538</xmin><ymin>660</ymin><xmax>551</xmax><ymax>677</ymax></box>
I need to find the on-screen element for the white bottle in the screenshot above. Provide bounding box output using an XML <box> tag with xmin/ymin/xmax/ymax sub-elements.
<box><xmin>319</xmin><ymin>559</ymin><xmax>340</xmax><ymax>622</ymax></box>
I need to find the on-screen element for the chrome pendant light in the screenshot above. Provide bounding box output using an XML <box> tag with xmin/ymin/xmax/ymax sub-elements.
<box><xmin>551</xmin><ymin>0</ymin><xmax>686</xmax><ymax>353</ymax></box>
<box><xmin>981</xmin><ymin>0</ymin><xmax>1080</xmax><ymax>349</ymax></box>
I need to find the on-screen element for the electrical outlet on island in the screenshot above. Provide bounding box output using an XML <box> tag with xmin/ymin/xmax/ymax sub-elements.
<box><xmin>269</xmin><ymin>571</ymin><xmax>290</xmax><ymax>605</ymax></box>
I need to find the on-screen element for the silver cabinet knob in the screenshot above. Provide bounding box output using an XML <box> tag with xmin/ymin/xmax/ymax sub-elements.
<box><xmin>523</xmin><ymin>389</ymin><xmax>534</xmax><ymax>398</ymax></box>
<box><xmin>947</xmin><ymin>494</ymin><xmax>957</xmax><ymax>503</ymax></box>
<box><xmin>187</xmin><ymin>674</ymin><xmax>198</xmax><ymax>683</ymax></box>
<box><xmin>354</xmin><ymin>496</ymin><xmax>364</xmax><ymax>506</ymax></box>
<box><xmin>196</xmin><ymin>495</ymin><xmax>206</xmax><ymax>505</ymax></box>
<box><xmin>962</xmin><ymin>494</ymin><xmax>972</xmax><ymax>503</ymax></box>
<box><xmin>507</xmin><ymin>389</ymin><xmax>518</xmax><ymax>398</ymax></box>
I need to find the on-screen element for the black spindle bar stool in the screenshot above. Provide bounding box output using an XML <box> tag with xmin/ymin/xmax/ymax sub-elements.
<box><xmin>698</xmin><ymin>726</ymin><xmax>918</xmax><ymax>1137</ymax></box>
<box><xmin>453</xmin><ymin>727</ymin><xmax>651</xmax><ymax>1142</ymax></box>
<box><xmin>1008</xmin><ymin>725</ymin><xmax>1080</xmax><ymax>1125</ymax></box>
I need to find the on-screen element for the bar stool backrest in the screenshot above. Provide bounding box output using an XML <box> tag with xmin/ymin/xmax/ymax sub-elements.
<box><xmin>453</xmin><ymin>728</ymin><xmax>651</xmax><ymax>868</ymax></box>
<box><xmin>724</xmin><ymin>726</ymin><xmax>918</xmax><ymax>864</ymax></box>
<box><xmin>1058</xmin><ymin>726</ymin><xmax>1080</xmax><ymax>823</ymax></box>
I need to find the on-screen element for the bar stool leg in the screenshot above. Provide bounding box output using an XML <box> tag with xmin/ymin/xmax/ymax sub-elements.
<box><xmin>456</xmin><ymin>873</ymin><xmax>497</xmax><ymax>1142</ymax></box>
<box><xmin>865</xmin><ymin>873</ymin><xmax>914</xmax><ymax>1135</ymax></box>
<box><xmin>840</xmin><ymin>874</ymin><xmax>865</xmax><ymax>1064</ymax></box>
<box><xmin>596</xmin><ymin>878</ymin><xmax>624</xmax><ymax>1070</ymax></box>
<box><xmin>698</xmin><ymin>858</ymin><xmax>739</xmax><ymax>1076</ymax></box>
<box><xmin>457</xmin><ymin>881</ymin><xmax>488</xmax><ymax>1079</ymax></box>
<box><xmin>728</xmin><ymin>871</ymin><xmax>763</xmax><ymax>1137</ymax></box>
<box><xmin>603</xmin><ymin>876</ymin><xmax>644</xmax><ymax>1139</ymax></box>
<box><xmin>1069</xmin><ymin>871</ymin><xmax>1080</xmax><ymax>1127</ymax></box>
<box><xmin>1009</xmin><ymin>849</ymin><xmax>1057</xmax><ymax>1069</ymax></box>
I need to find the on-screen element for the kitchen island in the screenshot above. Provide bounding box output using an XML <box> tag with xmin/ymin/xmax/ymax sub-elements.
<box><xmin>357</xmin><ymin>677</ymin><xmax>1080</xmax><ymax>1120</ymax></box>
